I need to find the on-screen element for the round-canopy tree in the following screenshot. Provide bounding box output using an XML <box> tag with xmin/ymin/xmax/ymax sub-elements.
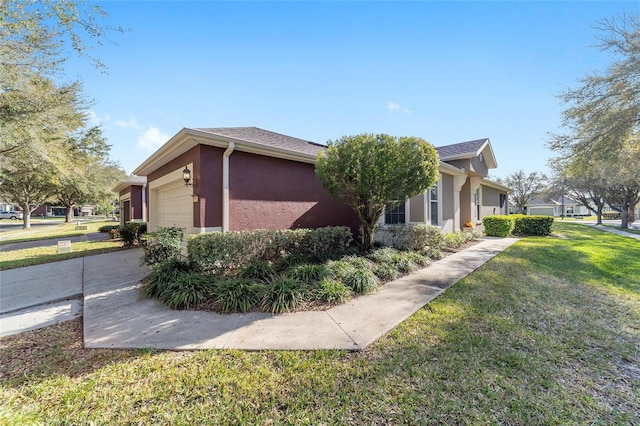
<box><xmin>316</xmin><ymin>133</ymin><xmax>439</xmax><ymax>252</ymax></box>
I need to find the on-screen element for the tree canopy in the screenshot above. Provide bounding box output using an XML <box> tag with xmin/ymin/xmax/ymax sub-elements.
<box><xmin>316</xmin><ymin>133</ymin><xmax>439</xmax><ymax>251</ymax></box>
<box><xmin>548</xmin><ymin>14</ymin><xmax>640</xmax><ymax>228</ymax></box>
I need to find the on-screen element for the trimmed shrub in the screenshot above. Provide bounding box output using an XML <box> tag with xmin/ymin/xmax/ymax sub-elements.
<box><xmin>314</xmin><ymin>278</ymin><xmax>352</xmax><ymax>304</ymax></box>
<box><xmin>483</xmin><ymin>215</ymin><xmax>515</xmax><ymax>237</ymax></box>
<box><xmin>187</xmin><ymin>227</ymin><xmax>353</xmax><ymax>277</ymax></box>
<box><xmin>341</xmin><ymin>255</ymin><xmax>375</xmax><ymax>271</ymax></box>
<box><xmin>213</xmin><ymin>278</ymin><xmax>262</xmax><ymax>313</ymax></box>
<box><xmin>410</xmin><ymin>224</ymin><xmax>445</xmax><ymax>252</ymax></box>
<box><xmin>261</xmin><ymin>277</ymin><xmax>306</xmax><ymax>313</ymax></box>
<box><xmin>512</xmin><ymin>215</ymin><xmax>554</xmax><ymax>236</ymax></box>
<box><xmin>140</xmin><ymin>226</ymin><xmax>184</xmax><ymax>267</ymax></box>
<box><xmin>98</xmin><ymin>224</ymin><xmax>119</xmax><ymax>233</ymax></box>
<box><xmin>602</xmin><ymin>211</ymin><xmax>621</xmax><ymax>220</ymax></box>
<box><xmin>119</xmin><ymin>221</ymin><xmax>147</xmax><ymax>246</ymax></box>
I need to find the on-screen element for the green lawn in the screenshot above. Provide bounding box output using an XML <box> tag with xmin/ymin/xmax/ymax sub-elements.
<box><xmin>0</xmin><ymin>240</ymin><xmax>128</xmax><ymax>270</ymax></box>
<box><xmin>0</xmin><ymin>220</ymin><xmax>116</xmax><ymax>244</ymax></box>
<box><xmin>1</xmin><ymin>222</ymin><xmax>638</xmax><ymax>424</ymax></box>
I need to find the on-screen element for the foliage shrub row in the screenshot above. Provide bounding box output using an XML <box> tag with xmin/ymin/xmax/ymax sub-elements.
<box><xmin>482</xmin><ymin>216</ymin><xmax>515</xmax><ymax>237</ymax></box>
<box><xmin>141</xmin><ymin>228</ymin><xmax>431</xmax><ymax>313</ymax></box>
<box><xmin>376</xmin><ymin>224</ymin><xmax>482</xmax><ymax>257</ymax></box>
<box><xmin>187</xmin><ymin>226</ymin><xmax>353</xmax><ymax>276</ymax></box>
<box><xmin>483</xmin><ymin>215</ymin><xmax>553</xmax><ymax>237</ymax></box>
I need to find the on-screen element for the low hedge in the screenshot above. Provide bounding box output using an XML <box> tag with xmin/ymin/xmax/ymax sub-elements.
<box><xmin>187</xmin><ymin>226</ymin><xmax>353</xmax><ymax>276</ymax></box>
<box><xmin>512</xmin><ymin>215</ymin><xmax>554</xmax><ymax>236</ymax></box>
<box><xmin>483</xmin><ymin>215</ymin><xmax>514</xmax><ymax>237</ymax></box>
<box><xmin>483</xmin><ymin>215</ymin><xmax>553</xmax><ymax>237</ymax></box>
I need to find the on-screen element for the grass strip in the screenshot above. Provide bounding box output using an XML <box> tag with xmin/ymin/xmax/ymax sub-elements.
<box><xmin>0</xmin><ymin>220</ymin><xmax>115</xmax><ymax>244</ymax></box>
<box><xmin>1</xmin><ymin>240</ymin><xmax>126</xmax><ymax>270</ymax></box>
<box><xmin>0</xmin><ymin>222</ymin><xmax>638</xmax><ymax>424</ymax></box>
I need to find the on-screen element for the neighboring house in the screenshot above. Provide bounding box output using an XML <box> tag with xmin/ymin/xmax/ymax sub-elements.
<box><xmin>525</xmin><ymin>196</ymin><xmax>590</xmax><ymax>217</ymax></box>
<box><xmin>132</xmin><ymin>127</ymin><xmax>360</xmax><ymax>235</ymax></box>
<box><xmin>112</xmin><ymin>176</ymin><xmax>147</xmax><ymax>226</ymax></box>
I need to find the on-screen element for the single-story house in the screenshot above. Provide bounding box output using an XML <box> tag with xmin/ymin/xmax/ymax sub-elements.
<box><xmin>126</xmin><ymin>127</ymin><xmax>509</xmax><ymax>238</ymax></box>
<box><xmin>524</xmin><ymin>196</ymin><xmax>590</xmax><ymax>217</ymax></box>
<box><xmin>112</xmin><ymin>176</ymin><xmax>147</xmax><ymax>226</ymax></box>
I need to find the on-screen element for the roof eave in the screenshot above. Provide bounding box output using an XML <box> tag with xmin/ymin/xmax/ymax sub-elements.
<box><xmin>133</xmin><ymin>128</ymin><xmax>319</xmax><ymax>176</ymax></box>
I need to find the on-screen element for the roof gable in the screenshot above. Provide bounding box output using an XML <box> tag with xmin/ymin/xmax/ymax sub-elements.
<box><xmin>436</xmin><ymin>138</ymin><xmax>497</xmax><ymax>169</ymax></box>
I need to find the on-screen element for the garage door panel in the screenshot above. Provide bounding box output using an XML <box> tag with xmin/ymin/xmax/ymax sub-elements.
<box><xmin>529</xmin><ymin>207</ymin><xmax>554</xmax><ymax>216</ymax></box>
<box><xmin>157</xmin><ymin>184</ymin><xmax>192</xmax><ymax>231</ymax></box>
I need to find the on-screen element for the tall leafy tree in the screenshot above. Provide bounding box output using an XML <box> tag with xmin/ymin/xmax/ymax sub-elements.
<box><xmin>316</xmin><ymin>133</ymin><xmax>439</xmax><ymax>251</ymax></box>
<box><xmin>501</xmin><ymin>170</ymin><xmax>547</xmax><ymax>214</ymax></box>
<box><xmin>549</xmin><ymin>14</ymin><xmax>640</xmax><ymax>228</ymax></box>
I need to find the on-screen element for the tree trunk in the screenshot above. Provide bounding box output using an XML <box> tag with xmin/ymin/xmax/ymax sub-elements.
<box><xmin>620</xmin><ymin>208</ymin><xmax>629</xmax><ymax>229</ymax></box>
<box><xmin>596</xmin><ymin>208</ymin><xmax>603</xmax><ymax>225</ymax></box>
<box><xmin>361</xmin><ymin>222</ymin><xmax>374</xmax><ymax>252</ymax></box>
<box><xmin>20</xmin><ymin>202</ymin><xmax>31</xmax><ymax>229</ymax></box>
<box><xmin>65</xmin><ymin>203</ymin><xmax>75</xmax><ymax>223</ymax></box>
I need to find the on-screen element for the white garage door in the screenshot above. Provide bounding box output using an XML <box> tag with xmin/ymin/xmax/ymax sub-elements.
<box><xmin>529</xmin><ymin>207</ymin><xmax>554</xmax><ymax>216</ymax></box>
<box><xmin>156</xmin><ymin>183</ymin><xmax>193</xmax><ymax>231</ymax></box>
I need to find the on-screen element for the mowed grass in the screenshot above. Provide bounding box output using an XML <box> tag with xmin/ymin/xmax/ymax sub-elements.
<box><xmin>0</xmin><ymin>220</ymin><xmax>116</xmax><ymax>244</ymax></box>
<box><xmin>0</xmin><ymin>240</ymin><xmax>127</xmax><ymax>270</ymax></box>
<box><xmin>1</xmin><ymin>222</ymin><xmax>638</xmax><ymax>424</ymax></box>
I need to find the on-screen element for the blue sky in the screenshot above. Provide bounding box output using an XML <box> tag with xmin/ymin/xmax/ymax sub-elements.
<box><xmin>66</xmin><ymin>1</ymin><xmax>639</xmax><ymax>178</ymax></box>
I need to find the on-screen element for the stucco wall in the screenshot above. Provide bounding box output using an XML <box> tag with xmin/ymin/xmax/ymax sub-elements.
<box><xmin>481</xmin><ymin>185</ymin><xmax>507</xmax><ymax>217</ymax></box>
<box><xmin>228</xmin><ymin>151</ymin><xmax>360</xmax><ymax>233</ymax></box>
<box><xmin>441</xmin><ymin>174</ymin><xmax>454</xmax><ymax>224</ymax></box>
<box><xmin>409</xmin><ymin>193</ymin><xmax>424</xmax><ymax>223</ymax></box>
<box><xmin>460</xmin><ymin>180</ymin><xmax>471</xmax><ymax>225</ymax></box>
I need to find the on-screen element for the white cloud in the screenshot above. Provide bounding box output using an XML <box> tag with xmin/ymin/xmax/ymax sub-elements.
<box><xmin>387</xmin><ymin>101</ymin><xmax>411</xmax><ymax>115</ymax></box>
<box><xmin>137</xmin><ymin>126</ymin><xmax>169</xmax><ymax>151</ymax></box>
<box><xmin>87</xmin><ymin>110</ymin><xmax>111</xmax><ymax>126</ymax></box>
<box><xmin>115</xmin><ymin>117</ymin><xmax>144</xmax><ymax>130</ymax></box>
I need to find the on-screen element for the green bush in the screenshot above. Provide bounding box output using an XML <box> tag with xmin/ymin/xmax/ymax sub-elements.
<box><xmin>602</xmin><ymin>211</ymin><xmax>621</xmax><ymax>220</ymax></box>
<box><xmin>373</xmin><ymin>263</ymin><xmax>399</xmax><ymax>281</ymax></box>
<box><xmin>140</xmin><ymin>227</ymin><xmax>184</xmax><ymax>267</ymax></box>
<box><xmin>141</xmin><ymin>258</ymin><xmax>192</xmax><ymax>299</ymax></box>
<box><xmin>261</xmin><ymin>277</ymin><xmax>306</xmax><ymax>313</ymax></box>
<box><xmin>240</xmin><ymin>261</ymin><xmax>276</xmax><ymax>282</ymax></box>
<box><xmin>342</xmin><ymin>267</ymin><xmax>378</xmax><ymax>294</ymax></box>
<box><xmin>512</xmin><ymin>215</ymin><xmax>554</xmax><ymax>236</ymax></box>
<box><xmin>314</xmin><ymin>278</ymin><xmax>352</xmax><ymax>304</ymax></box>
<box><xmin>213</xmin><ymin>278</ymin><xmax>262</xmax><ymax>313</ymax></box>
<box><xmin>188</xmin><ymin>227</ymin><xmax>353</xmax><ymax>276</ymax></box>
<box><xmin>157</xmin><ymin>272</ymin><xmax>217</xmax><ymax>310</ymax></box>
<box><xmin>287</xmin><ymin>263</ymin><xmax>330</xmax><ymax>285</ymax></box>
<box><xmin>119</xmin><ymin>221</ymin><xmax>147</xmax><ymax>246</ymax></box>
<box><xmin>98</xmin><ymin>224</ymin><xmax>119</xmax><ymax>233</ymax></box>
<box><xmin>443</xmin><ymin>230</ymin><xmax>483</xmax><ymax>249</ymax></box>
<box><xmin>410</xmin><ymin>224</ymin><xmax>445</xmax><ymax>251</ymax></box>
<box><xmin>483</xmin><ymin>215</ymin><xmax>515</xmax><ymax>237</ymax></box>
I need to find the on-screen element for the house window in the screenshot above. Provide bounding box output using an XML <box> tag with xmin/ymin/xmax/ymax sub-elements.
<box><xmin>429</xmin><ymin>187</ymin><xmax>438</xmax><ymax>226</ymax></box>
<box><xmin>500</xmin><ymin>193</ymin><xmax>506</xmax><ymax>208</ymax></box>
<box><xmin>476</xmin><ymin>188</ymin><xmax>481</xmax><ymax>221</ymax></box>
<box><xmin>385</xmin><ymin>203</ymin><xmax>406</xmax><ymax>224</ymax></box>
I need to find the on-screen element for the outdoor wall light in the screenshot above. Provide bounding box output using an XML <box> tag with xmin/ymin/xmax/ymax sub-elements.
<box><xmin>183</xmin><ymin>166</ymin><xmax>194</xmax><ymax>187</ymax></box>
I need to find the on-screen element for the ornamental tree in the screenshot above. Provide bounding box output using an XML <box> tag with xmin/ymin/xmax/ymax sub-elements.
<box><xmin>315</xmin><ymin>133</ymin><xmax>439</xmax><ymax>251</ymax></box>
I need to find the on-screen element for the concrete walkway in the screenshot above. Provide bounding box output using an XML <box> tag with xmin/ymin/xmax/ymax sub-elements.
<box><xmin>83</xmin><ymin>237</ymin><xmax>518</xmax><ymax>351</ymax></box>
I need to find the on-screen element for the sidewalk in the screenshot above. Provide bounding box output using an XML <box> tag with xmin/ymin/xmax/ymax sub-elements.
<box><xmin>83</xmin><ymin>237</ymin><xmax>518</xmax><ymax>351</ymax></box>
<box><xmin>2</xmin><ymin>238</ymin><xmax>518</xmax><ymax>348</ymax></box>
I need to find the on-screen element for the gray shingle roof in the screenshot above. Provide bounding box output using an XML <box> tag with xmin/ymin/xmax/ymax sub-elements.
<box><xmin>436</xmin><ymin>138</ymin><xmax>489</xmax><ymax>160</ymax></box>
<box><xmin>194</xmin><ymin>127</ymin><xmax>326</xmax><ymax>156</ymax></box>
